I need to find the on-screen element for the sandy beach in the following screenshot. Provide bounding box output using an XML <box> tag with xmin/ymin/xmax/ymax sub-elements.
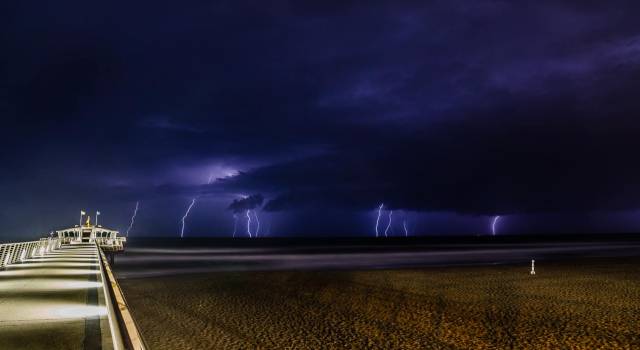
<box><xmin>119</xmin><ymin>256</ymin><xmax>640</xmax><ymax>349</ymax></box>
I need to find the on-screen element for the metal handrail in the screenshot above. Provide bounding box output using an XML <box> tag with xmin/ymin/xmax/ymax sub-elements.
<box><xmin>0</xmin><ymin>238</ymin><xmax>60</xmax><ymax>269</ymax></box>
<box><xmin>95</xmin><ymin>236</ymin><xmax>126</xmax><ymax>250</ymax></box>
<box><xmin>98</xmin><ymin>246</ymin><xmax>148</xmax><ymax>350</ymax></box>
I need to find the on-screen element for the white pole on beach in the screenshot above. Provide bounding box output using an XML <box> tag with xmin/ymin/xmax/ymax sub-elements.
<box><xmin>530</xmin><ymin>259</ymin><xmax>536</xmax><ymax>275</ymax></box>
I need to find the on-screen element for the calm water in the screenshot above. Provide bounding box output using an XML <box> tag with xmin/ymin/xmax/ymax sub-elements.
<box><xmin>113</xmin><ymin>237</ymin><xmax>640</xmax><ymax>278</ymax></box>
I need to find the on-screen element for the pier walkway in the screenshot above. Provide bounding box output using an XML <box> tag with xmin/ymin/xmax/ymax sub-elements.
<box><xmin>0</xmin><ymin>240</ymin><xmax>143</xmax><ymax>349</ymax></box>
<box><xmin>0</xmin><ymin>214</ymin><xmax>143</xmax><ymax>349</ymax></box>
<box><xmin>0</xmin><ymin>243</ymin><xmax>115</xmax><ymax>349</ymax></box>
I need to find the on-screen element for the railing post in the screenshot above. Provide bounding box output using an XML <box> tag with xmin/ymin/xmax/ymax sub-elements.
<box><xmin>1</xmin><ymin>240</ymin><xmax>48</xmax><ymax>268</ymax></box>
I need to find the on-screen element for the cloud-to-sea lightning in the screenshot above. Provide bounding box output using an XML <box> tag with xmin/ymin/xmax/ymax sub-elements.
<box><xmin>491</xmin><ymin>215</ymin><xmax>501</xmax><ymax>236</ymax></box>
<box><xmin>227</xmin><ymin>194</ymin><xmax>264</xmax><ymax>238</ymax></box>
<box><xmin>403</xmin><ymin>219</ymin><xmax>408</xmax><ymax>237</ymax></box>
<box><xmin>246</xmin><ymin>210</ymin><xmax>253</xmax><ymax>238</ymax></box>
<box><xmin>253</xmin><ymin>211</ymin><xmax>260</xmax><ymax>237</ymax></box>
<box><xmin>385</xmin><ymin>210</ymin><xmax>393</xmax><ymax>237</ymax></box>
<box><xmin>232</xmin><ymin>214</ymin><xmax>238</xmax><ymax>238</ymax></box>
<box><xmin>375</xmin><ymin>203</ymin><xmax>384</xmax><ymax>237</ymax></box>
<box><xmin>180</xmin><ymin>198</ymin><xmax>196</xmax><ymax>238</ymax></box>
<box><xmin>126</xmin><ymin>201</ymin><xmax>140</xmax><ymax>237</ymax></box>
<box><xmin>179</xmin><ymin>173</ymin><xmax>215</xmax><ymax>238</ymax></box>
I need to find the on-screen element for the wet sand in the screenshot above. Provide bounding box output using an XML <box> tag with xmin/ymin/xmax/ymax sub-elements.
<box><xmin>119</xmin><ymin>257</ymin><xmax>640</xmax><ymax>349</ymax></box>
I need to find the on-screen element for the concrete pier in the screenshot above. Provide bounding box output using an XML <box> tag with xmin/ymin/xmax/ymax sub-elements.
<box><xmin>0</xmin><ymin>244</ymin><xmax>114</xmax><ymax>349</ymax></box>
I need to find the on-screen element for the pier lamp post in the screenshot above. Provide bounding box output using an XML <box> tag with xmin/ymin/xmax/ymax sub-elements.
<box><xmin>96</xmin><ymin>211</ymin><xmax>101</xmax><ymax>226</ymax></box>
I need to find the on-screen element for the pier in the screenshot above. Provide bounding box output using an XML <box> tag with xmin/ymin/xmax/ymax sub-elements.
<box><xmin>0</xmin><ymin>218</ymin><xmax>145</xmax><ymax>349</ymax></box>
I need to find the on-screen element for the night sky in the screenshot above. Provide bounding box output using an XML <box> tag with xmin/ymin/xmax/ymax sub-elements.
<box><xmin>2</xmin><ymin>1</ymin><xmax>640</xmax><ymax>240</ymax></box>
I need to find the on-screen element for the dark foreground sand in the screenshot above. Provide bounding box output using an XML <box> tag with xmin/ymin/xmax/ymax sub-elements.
<box><xmin>120</xmin><ymin>258</ymin><xmax>640</xmax><ymax>349</ymax></box>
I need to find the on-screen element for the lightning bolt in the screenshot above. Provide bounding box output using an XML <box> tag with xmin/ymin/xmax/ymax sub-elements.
<box><xmin>126</xmin><ymin>201</ymin><xmax>140</xmax><ymax>237</ymax></box>
<box><xmin>180</xmin><ymin>198</ymin><xmax>196</xmax><ymax>238</ymax></box>
<box><xmin>232</xmin><ymin>214</ymin><xmax>238</xmax><ymax>238</ymax></box>
<box><xmin>179</xmin><ymin>173</ymin><xmax>215</xmax><ymax>238</ymax></box>
<box><xmin>253</xmin><ymin>211</ymin><xmax>260</xmax><ymax>238</ymax></box>
<box><xmin>384</xmin><ymin>210</ymin><xmax>393</xmax><ymax>237</ymax></box>
<box><xmin>403</xmin><ymin>219</ymin><xmax>408</xmax><ymax>237</ymax></box>
<box><xmin>491</xmin><ymin>215</ymin><xmax>501</xmax><ymax>236</ymax></box>
<box><xmin>246</xmin><ymin>210</ymin><xmax>252</xmax><ymax>238</ymax></box>
<box><xmin>375</xmin><ymin>203</ymin><xmax>384</xmax><ymax>237</ymax></box>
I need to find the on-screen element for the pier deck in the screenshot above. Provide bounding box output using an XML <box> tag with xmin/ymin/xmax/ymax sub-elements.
<box><xmin>0</xmin><ymin>243</ymin><xmax>114</xmax><ymax>349</ymax></box>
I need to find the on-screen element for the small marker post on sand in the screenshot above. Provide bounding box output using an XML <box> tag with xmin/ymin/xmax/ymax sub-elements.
<box><xmin>530</xmin><ymin>259</ymin><xmax>536</xmax><ymax>275</ymax></box>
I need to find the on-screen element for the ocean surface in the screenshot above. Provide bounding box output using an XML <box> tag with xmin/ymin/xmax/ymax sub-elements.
<box><xmin>113</xmin><ymin>235</ymin><xmax>640</xmax><ymax>278</ymax></box>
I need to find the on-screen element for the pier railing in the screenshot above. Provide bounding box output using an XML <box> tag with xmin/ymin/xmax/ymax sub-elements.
<box><xmin>97</xmin><ymin>237</ymin><xmax>126</xmax><ymax>252</ymax></box>
<box><xmin>0</xmin><ymin>238</ymin><xmax>60</xmax><ymax>268</ymax></box>
<box><xmin>98</xmin><ymin>245</ymin><xmax>147</xmax><ymax>349</ymax></box>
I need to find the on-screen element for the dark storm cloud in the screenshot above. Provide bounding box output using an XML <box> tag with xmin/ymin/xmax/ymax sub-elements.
<box><xmin>227</xmin><ymin>71</ymin><xmax>640</xmax><ymax>215</ymax></box>
<box><xmin>227</xmin><ymin>194</ymin><xmax>264</xmax><ymax>214</ymax></box>
<box><xmin>138</xmin><ymin>116</ymin><xmax>203</xmax><ymax>134</ymax></box>
<box><xmin>2</xmin><ymin>0</ymin><xmax>640</xmax><ymax>238</ymax></box>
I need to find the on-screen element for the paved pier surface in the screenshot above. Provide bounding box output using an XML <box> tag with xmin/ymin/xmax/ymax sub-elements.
<box><xmin>0</xmin><ymin>243</ymin><xmax>113</xmax><ymax>349</ymax></box>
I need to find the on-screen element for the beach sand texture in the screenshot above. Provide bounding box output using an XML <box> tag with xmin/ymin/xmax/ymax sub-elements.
<box><xmin>119</xmin><ymin>259</ymin><xmax>640</xmax><ymax>349</ymax></box>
